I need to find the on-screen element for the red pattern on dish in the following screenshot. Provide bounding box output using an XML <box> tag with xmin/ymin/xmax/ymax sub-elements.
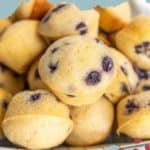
<box><xmin>134</xmin><ymin>138</ymin><xmax>142</xmax><ymax>143</ymax></box>
<box><xmin>145</xmin><ymin>144</ymin><xmax>150</xmax><ymax>150</ymax></box>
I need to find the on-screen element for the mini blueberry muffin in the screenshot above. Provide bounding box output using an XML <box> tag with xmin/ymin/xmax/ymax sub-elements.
<box><xmin>95</xmin><ymin>2</ymin><xmax>131</xmax><ymax>32</ymax></box>
<box><xmin>39</xmin><ymin>3</ymin><xmax>99</xmax><ymax>39</ymax></box>
<box><xmin>0</xmin><ymin>18</ymin><xmax>12</xmax><ymax>35</ymax></box>
<box><xmin>0</xmin><ymin>88</ymin><xmax>12</xmax><ymax>139</ymax></box>
<box><xmin>27</xmin><ymin>60</ymin><xmax>48</xmax><ymax>90</ymax></box>
<box><xmin>0</xmin><ymin>20</ymin><xmax>47</xmax><ymax>74</ymax></box>
<box><xmin>117</xmin><ymin>91</ymin><xmax>150</xmax><ymax>139</ymax></box>
<box><xmin>66</xmin><ymin>96</ymin><xmax>114</xmax><ymax>146</ymax></box>
<box><xmin>116</xmin><ymin>15</ymin><xmax>150</xmax><ymax>70</ymax></box>
<box><xmin>10</xmin><ymin>0</ymin><xmax>54</xmax><ymax>21</ymax></box>
<box><xmin>0</xmin><ymin>63</ymin><xmax>24</xmax><ymax>94</ymax></box>
<box><xmin>39</xmin><ymin>36</ymin><xmax>116</xmax><ymax>106</ymax></box>
<box><xmin>104</xmin><ymin>49</ymin><xmax>138</xmax><ymax>103</ymax></box>
<box><xmin>2</xmin><ymin>90</ymin><xmax>73</xmax><ymax>149</ymax></box>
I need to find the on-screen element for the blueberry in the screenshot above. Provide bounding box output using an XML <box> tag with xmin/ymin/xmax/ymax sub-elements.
<box><xmin>80</xmin><ymin>29</ymin><xmax>87</xmax><ymax>35</ymax></box>
<box><xmin>75</xmin><ymin>22</ymin><xmax>87</xmax><ymax>35</ymax></box>
<box><xmin>42</xmin><ymin>13</ymin><xmax>51</xmax><ymax>23</ymax></box>
<box><xmin>102</xmin><ymin>56</ymin><xmax>113</xmax><ymax>72</ymax></box>
<box><xmin>51</xmin><ymin>47</ymin><xmax>59</xmax><ymax>54</ymax></box>
<box><xmin>30</xmin><ymin>93</ymin><xmax>41</xmax><ymax>102</ymax></box>
<box><xmin>52</xmin><ymin>4</ymin><xmax>68</xmax><ymax>12</ymax></box>
<box><xmin>135</xmin><ymin>41</ymin><xmax>150</xmax><ymax>55</ymax></box>
<box><xmin>42</xmin><ymin>4</ymin><xmax>68</xmax><ymax>23</ymax></box>
<box><xmin>49</xmin><ymin>61</ymin><xmax>58</xmax><ymax>73</ymax></box>
<box><xmin>125</xmin><ymin>100</ymin><xmax>139</xmax><ymax>114</ymax></box>
<box><xmin>2</xmin><ymin>101</ymin><xmax>8</xmax><ymax>109</ymax></box>
<box><xmin>135</xmin><ymin>44</ymin><xmax>145</xmax><ymax>54</ymax></box>
<box><xmin>67</xmin><ymin>94</ymin><xmax>76</xmax><ymax>98</ymax></box>
<box><xmin>142</xmin><ymin>85</ymin><xmax>150</xmax><ymax>91</ymax></box>
<box><xmin>76</xmin><ymin>22</ymin><xmax>86</xmax><ymax>30</ymax></box>
<box><xmin>63</xmin><ymin>42</ymin><xmax>70</xmax><ymax>45</ymax></box>
<box><xmin>120</xmin><ymin>66</ymin><xmax>128</xmax><ymax>76</ymax></box>
<box><xmin>95</xmin><ymin>38</ymin><xmax>100</xmax><ymax>43</ymax></box>
<box><xmin>135</xmin><ymin>68</ymin><xmax>149</xmax><ymax>79</ymax></box>
<box><xmin>34</xmin><ymin>69</ymin><xmax>40</xmax><ymax>79</ymax></box>
<box><xmin>85</xmin><ymin>71</ymin><xmax>101</xmax><ymax>86</ymax></box>
<box><xmin>143</xmin><ymin>41</ymin><xmax>150</xmax><ymax>48</ymax></box>
<box><xmin>121</xmin><ymin>83</ymin><xmax>129</xmax><ymax>93</ymax></box>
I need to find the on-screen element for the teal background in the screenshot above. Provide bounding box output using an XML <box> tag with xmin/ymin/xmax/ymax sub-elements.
<box><xmin>0</xmin><ymin>0</ymin><xmax>127</xmax><ymax>18</ymax></box>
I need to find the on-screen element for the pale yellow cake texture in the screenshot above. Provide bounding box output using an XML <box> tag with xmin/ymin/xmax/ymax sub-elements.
<box><xmin>105</xmin><ymin>49</ymin><xmax>138</xmax><ymax>103</ymax></box>
<box><xmin>116</xmin><ymin>15</ymin><xmax>150</xmax><ymax>70</ymax></box>
<box><xmin>95</xmin><ymin>2</ymin><xmax>131</xmax><ymax>32</ymax></box>
<box><xmin>2</xmin><ymin>90</ymin><xmax>73</xmax><ymax>149</ymax></box>
<box><xmin>39</xmin><ymin>4</ymin><xmax>99</xmax><ymax>39</ymax></box>
<box><xmin>0</xmin><ymin>88</ymin><xmax>12</xmax><ymax>139</ymax></box>
<box><xmin>0</xmin><ymin>64</ymin><xmax>24</xmax><ymax>94</ymax></box>
<box><xmin>0</xmin><ymin>20</ymin><xmax>47</xmax><ymax>74</ymax></box>
<box><xmin>66</xmin><ymin>96</ymin><xmax>114</xmax><ymax>146</ymax></box>
<box><xmin>28</xmin><ymin>59</ymin><xmax>48</xmax><ymax>90</ymax></box>
<box><xmin>39</xmin><ymin>35</ymin><xmax>117</xmax><ymax>106</ymax></box>
<box><xmin>117</xmin><ymin>91</ymin><xmax>150</xmax><ymax>139</ymax></box>
<box><xmin>80</xmin><ymin>9</ymin><xmax>99</xmax><ymax>37</ymax></box>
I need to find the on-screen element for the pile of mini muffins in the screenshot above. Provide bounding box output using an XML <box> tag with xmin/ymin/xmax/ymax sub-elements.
<box><xmin>0</xmin><ymin>0</ymin><xmax>150</xmax><ymax>149</ymax></box>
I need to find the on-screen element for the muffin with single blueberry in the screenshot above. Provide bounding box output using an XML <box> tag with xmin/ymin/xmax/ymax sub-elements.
<box><xmin>2</xmin><ymin>90</ymin><xmax>73</xmax><ymax>149</ymax></box>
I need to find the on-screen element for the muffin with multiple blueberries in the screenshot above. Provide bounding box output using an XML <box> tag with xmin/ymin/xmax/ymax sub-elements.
<box><xmin>0</xmin><ymin>0</ymin><xmax>150</xmax><ymax>149</ymax></box>
<box><xmin>117</xmin><ymin>91</ymin><xmax>150</xmax><ymax>139</ymax></box>
<box><xmin>39</xmin><ymin>35</ymin><xmax>117</xmax><ymax>106</ymax></box>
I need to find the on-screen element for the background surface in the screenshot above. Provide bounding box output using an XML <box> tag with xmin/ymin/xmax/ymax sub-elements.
<box><xmin>0</xmin><ymin>0</ymin><xmax>127</xmax><ymax>18</ymax></box>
